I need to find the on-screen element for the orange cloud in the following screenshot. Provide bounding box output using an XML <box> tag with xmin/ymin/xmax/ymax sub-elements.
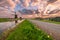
<box><xmin>7</xmin><ymin>0</ymin><xmax>20</xmax><ymax>11</ymax></box>
<box><xmin>31</xmin><ymin>0</ymin><xmax>41</xmax><ymax>6</ymax></box>
<box><xmin>23</xmin><ymin>0</ymin><xmax>31</xmax><ymax>7</ymax></box>
<box><xmin>0</xmin><ymin>0</ymin><xmax>6</xmax><ymax>5</ymax></box>
<box><xmin>7</xmin><ymin>0</ymin><xmax>16</xmax><ymax>11</ymax></box>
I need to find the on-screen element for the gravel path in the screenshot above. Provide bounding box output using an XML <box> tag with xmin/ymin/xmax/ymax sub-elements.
<box><xmin>29</xmin><ymin>20</ymin><xmax>60</xmax><ymax>40</ymax></box>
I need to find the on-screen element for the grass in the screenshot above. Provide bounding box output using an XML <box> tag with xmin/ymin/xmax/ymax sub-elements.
<box><xmin>34</xmin><ymin>18</ymin><xmax>60</xmax><ymax>24</ymax></box>
<box><xmin>6</xmin><ymin>20</ymin><xmax>53</xmax><ymax>40</ymax></box>
<box><xmin>0</xmin><ymin>18</ymin><xmax>14</xmax><ymax>22</ymax></box>
<box><xmin>41</xmin><ymin>20</ymin><xmax>60</xmax><ymax>24</ymax></box>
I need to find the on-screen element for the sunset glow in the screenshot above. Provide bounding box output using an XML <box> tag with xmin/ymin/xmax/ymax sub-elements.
<box><xmin>0</xmin><ymin>0</ymin><xmax>60</xmax><ymax>18</ymax></box>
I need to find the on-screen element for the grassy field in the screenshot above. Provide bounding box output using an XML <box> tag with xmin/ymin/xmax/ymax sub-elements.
<box><xmin>34</xmin><ymin>18</ymin><xmax>60</xmax><ymax>24</ymax></box>
<box><xmin>41</xmin><ymin>20</ymin><xmax>60</xmax><ymax>24</ymax></box>
<box><xmin>0</xmin><ymin>18</ymin><xmax>14</xmax><ymax>22</ymax></box>
<box><xmin>6</xmin><ymin>20</ymin><xmax>53</xmax><ymax>40</ymax></box>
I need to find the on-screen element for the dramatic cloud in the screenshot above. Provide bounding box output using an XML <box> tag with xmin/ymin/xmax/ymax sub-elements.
<box><xmin>0</xmin><ymin>0</ymin><xmax>20</xmax><ymax>11</ymax></box>
<box><xmin>44</xmin><ymin>0</ymin><xmax>60</xmax><ymax>15</ymax></box>
<box><xmin>0</xmin><ymin>0</ymin><xmax>60</xmax><ymax>13</ymax></box>
<box><xmin>0</xmin><ymin>0</ymin><xmax>8</xmax><ymax>7</ymax></box>
<box><xmin>31</xmin><ymin>0</ymin><xmax>41</xmax><ymax>6</ymax></box>
<box><xmin>0</xmin><ymin>0</ymin><xmax>60</xmax><ymax>18</ymax></box>
<box><xmin>7</xmin><ymin>0</ymin><xmax>16</xmax><ymax>11</ymax></box>
<box><xmin>0</xmin><ymin>0</ymin><xmax>6</xmax><ymax>5</ymax></box>
<box><xmin>47</xmin><ymin>0</ymin><xmax>57</xmax><ymax>3</ymax></box>
<box><xmin>22</xmin><ymin>0</ymin><xmax>31</xmax><ymax>7</ymax></box>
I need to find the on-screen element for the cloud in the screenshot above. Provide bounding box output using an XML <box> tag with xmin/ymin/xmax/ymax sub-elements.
<box><xmin>0</xmin><ymin>0</ymin><xmax>8</xmax><ymax>7</ymax></box>
<box><xmin>0</xmin><ymin>0</ymin><xmax>60</xmax><ymax>13</ymax></box>
<box><xmin>22</xmin><ymin>0</ymin><xmax>31</xmax><ymax>7</ymax></box>
<box><xmin>47</xmin><ymin>0</ymin><xmax>57</xmax><ymax>3</ymax></box>
<box><xmin>0</xmin><ymin>0</ymin><xmax>6</xmax><ymax>5</ymax></box>
<box><xmin>6</xmin><ymin>0</ymin><xmax>16</xmax><ymax>11</ymax></box>
<box><xmin>0</xmin><ymin>0</ymin><xmax>20</xmax><ymax>11</ymax></box>
<box><xmin>31</xmin><ymin>0</ymin><xmax>40</xmax><ymax>6</ymax></box>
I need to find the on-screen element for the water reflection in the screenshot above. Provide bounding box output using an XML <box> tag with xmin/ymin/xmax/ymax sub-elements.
<box><xmin>0</xmin><ymin>21</ymin><xmax>15</xmax><ymax>34</ymax></box>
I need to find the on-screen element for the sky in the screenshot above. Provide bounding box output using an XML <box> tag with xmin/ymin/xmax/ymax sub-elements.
<box><xmin>0</xmin><ymin>0</ymin><xmax>60</xmax><ymax>12</ymax></box>
<box><xmin>0</xmin><ymin>0</ymin><xmax>60</xmax><ymax>18</ymax></box>
<box><xmin>14</xmin><ymin>0</ymin><xmax>39</xmax><ymax>11</ymax></box>
<box><xmin>0</xmin><ymin>0</ymin><xmax>46</xmax><ymax>11</ymax></box>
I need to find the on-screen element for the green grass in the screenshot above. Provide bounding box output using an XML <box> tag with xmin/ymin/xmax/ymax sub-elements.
<box><xmin>0</xmin><ymin>18</ymin><xmax>13</xmax><ymax>22</ymax></box>
<box><xmin>41</xmin><ymin>20</ymin><xmax>60</xmax><ymax>24</ymax></box>
<box><xmin>34</xmin><ymin>17</ymin><xmax>60</xmax><ymax>24</ymax></box>
<box><xmin>6</xmin><ymin>20</ymin><xmax>53</xmax><ymax>40</ymax></box>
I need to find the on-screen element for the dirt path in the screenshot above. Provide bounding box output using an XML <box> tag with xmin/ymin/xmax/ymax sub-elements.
<box><xmin>29</xmin><ymin>20</ymin><xmax>60</xmax><ymax>40</ymax></box>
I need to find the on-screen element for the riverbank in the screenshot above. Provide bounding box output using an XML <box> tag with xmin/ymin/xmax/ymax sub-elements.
<box><xmin>0</xmin><ymin>18</ymin><xmax>14</xmax><ymax>22</ymax></box>
<box><xmin>0</xmin><ymin>20</ymin><xmax>24</xmax><ymax>40</ymax></box>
